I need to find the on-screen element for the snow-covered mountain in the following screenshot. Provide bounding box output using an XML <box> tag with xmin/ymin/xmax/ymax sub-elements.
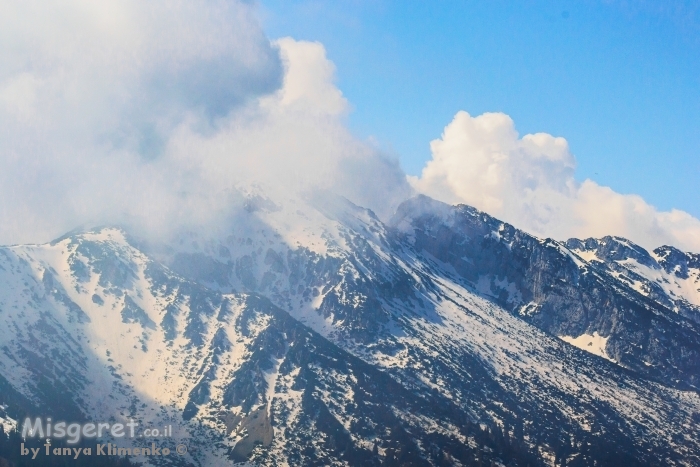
<box><xmin>1</xmin><ymin>192</ymin><xmax>700</xmax><ymax>466</ymax></box>
<box><xmin>566</xmin><ymin>236</ymin><xmax>700</xmax><ymax>323</ymax></box>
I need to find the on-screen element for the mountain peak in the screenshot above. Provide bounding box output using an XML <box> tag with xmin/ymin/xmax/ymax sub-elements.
<box><xmin>654</xmin><ymin>244</ymin><xmax>700</xmax><ymax>278</ymax></box>
<box><xmin>566</xmin><ymin>235</ymin><xmax>657</xmax><ymax>267</ymax></box>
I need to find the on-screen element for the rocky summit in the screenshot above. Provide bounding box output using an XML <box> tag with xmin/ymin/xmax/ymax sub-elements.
<box><xmin>0</xmin><ymin>192</ymin><xmax>699</xmax><ymax>466</ymax></box>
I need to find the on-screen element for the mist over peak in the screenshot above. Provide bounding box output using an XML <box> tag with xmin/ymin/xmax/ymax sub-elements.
<box><xmin>0</xmin><ymin>1</ymin><xmax>698</xmax><ymax>255</ymax></box>
<box><xmin>0</xmin><ymin>3</ymin><xmax>410</xmax><ymax>245</ymax></box>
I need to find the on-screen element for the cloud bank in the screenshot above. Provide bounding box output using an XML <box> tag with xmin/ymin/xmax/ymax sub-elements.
<box><xmin>0</xmin><ymin>1</ymin><xmax>408</xmax><ymax>244</ymax></box>
<box><xmin>410</xmin><ymin>111</ymin><xmax>700</xmax><ymax>252</ymax></box>
<box><xmin>0</xmin><ymin>2</ymin><xmax>696</xmax><ymax>254</ymax></box>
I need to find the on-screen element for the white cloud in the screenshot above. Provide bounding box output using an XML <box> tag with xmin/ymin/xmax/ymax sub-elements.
<box><xmin>5</xmin><ymin>2</ymin><xmax>689</xmax><ymax>254</ymax></box>
<box><xmin>410</xmin><ymin>110</ymin><xmax>700</xmax><ymax>252</ymax></box>
<box><xmin>0</xmin><ymin>0</ymin><xmax>284</xmax><ymax>160</ymax></box>
<box><xmin>274</xmin><ymin>37</ymin><xmax>348</xmax><ymax>115</ymax></box>
<box><xmin>149</xmin><ymin>38</ymin><xmax>409</xmax><ymax>230</ymax></box>
<box><xmin>0</xmin><ymin>3</ymin><xmax>408</xmax><ymax>245</ymax></box>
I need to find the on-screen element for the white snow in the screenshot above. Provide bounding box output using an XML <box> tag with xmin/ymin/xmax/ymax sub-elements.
<box><xmin>559</xmin><ymin>332</ymin><xmax>613</xmax><ymax>362</ymax></box>
<box><xmin>568</xmin><ymin>249</ymin><xmax>598</xmax><ymax>263</ymax></box>
<box><xmin>570</xmin><ymin>243</ymin><xmax>700</xmax><ymax>313</ymax></box>
<box><xmin>0</xmin><ymin>406</ymin><xmax>17</xmax><ymax>434</ymax></box>
<box><xmin>635</xmin><ymin>256</ymin><xmax>700</xmax><ymax>308</ymax></box>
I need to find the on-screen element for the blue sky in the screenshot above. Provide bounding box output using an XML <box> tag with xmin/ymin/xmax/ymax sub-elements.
<box><xmin>260</xmin><ymin>0</ymin><xmax>700</xmax><ymax>219</ymax></box>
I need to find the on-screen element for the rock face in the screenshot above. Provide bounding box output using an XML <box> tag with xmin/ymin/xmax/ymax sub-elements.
<box><xmin>0</xmin><ymin>193</ymin><xmax>699</xmax><ymax>466</ymax></box>
<box><xmin>390</xmin><ymin>195</ymin><xmax>700</xmax><ymax>390</ymax></box>
<box><xmin>566</xmin><ymin>238</ymin><xmax>700</xmax><ymax>323</ymax></box>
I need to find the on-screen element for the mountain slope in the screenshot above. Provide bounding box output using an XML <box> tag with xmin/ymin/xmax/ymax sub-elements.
<box><xmin>565</xmin><ymin>236</ymin><xmax>700</xmax><ymax>323</ymax></box>
<box><xmin>152</xmin><ymin>192</ymin><xmax>700</xmax><ymax>465</ymax></box>
<box><xmin>390</xmin><ymin>195</ymin><xmax>700</xmax><ymax>391</ymax></box>
<box><xmin>0</xmin><ymin>193</ymin><xmax>699</xmax><ymax>465</ymax></box>
<box><xmin>0</xmin><ymin>229</ymin><xmax>535</xmax><ymax>466</ymax></box>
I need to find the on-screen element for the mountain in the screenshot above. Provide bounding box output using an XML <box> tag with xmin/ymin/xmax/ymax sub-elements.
<box><xmin>0</xmin><ymin>192</ymin><xmax>699</xmax><ymax>466</ymax></box>
<box><xmin>391</xmin><ymin>196</ymin><xmax>700</xmax><ymax>390</ymax></box>
<box><xmin>565</xmin><ymin>236</ymin><xmax>700</xmax><ymax>324</ymax></box>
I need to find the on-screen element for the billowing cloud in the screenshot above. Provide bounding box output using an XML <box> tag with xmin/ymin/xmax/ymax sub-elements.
<box><xmin>0</xmin><ymin>0</ymin><xmax>282</xmax><ymax>150</ymax></box>
<box><xmin>0</xmin><ymin>2</ymin><xmax>409</xmax><ymax>244</ymax></box>
<box><xmin>410</xmin><ymin>111</ymin><xmax>700</xmax><ymax>252</ymax></box>
<box><xmin>3</xmin><ymin>2</ymin><xmax>693</xmax><ymax>253</ymax></box>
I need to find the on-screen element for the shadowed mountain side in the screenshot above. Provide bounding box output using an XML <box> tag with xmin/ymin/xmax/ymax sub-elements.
<box><xmin>390</xmin><ymin>195</ymin><xmax>700</xmax><ymax>391</ymax></box>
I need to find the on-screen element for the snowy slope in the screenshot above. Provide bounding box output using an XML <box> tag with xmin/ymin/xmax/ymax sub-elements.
<box><xmin>567</xmin><ymin>236</ymin><xmax>700</xmax><ymax>321</ymax></box>
<box><xmin>1</xmin><ymin>192</ymin><xmax>700</xmax><ymax>465</ymax></box>
<box><xmin>147</xmin><ymin>191</ymin><xmax>700</xmax><ymax>465</ymax></box>
<box><xmin>0</xmin><ymin>227</ymin><xmax>541</xmax><ymax>466</ymax></box>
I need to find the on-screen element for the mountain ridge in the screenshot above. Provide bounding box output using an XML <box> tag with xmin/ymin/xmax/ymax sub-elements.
<box><xmin>0</xmin><ymin>193</ymin><xmax>699</xmax><ymax>466</ymax></box>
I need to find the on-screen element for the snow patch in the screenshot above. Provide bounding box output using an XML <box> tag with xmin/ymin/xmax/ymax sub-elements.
<box><xmin>559</xmin><ymin>332</ymin><xmax>614</xmax><ymax>362</ymax></box>
<box><xmin>0</xmin><ymin>406</ymin><xmax>17</xmax><ymax>433</ymax></box>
